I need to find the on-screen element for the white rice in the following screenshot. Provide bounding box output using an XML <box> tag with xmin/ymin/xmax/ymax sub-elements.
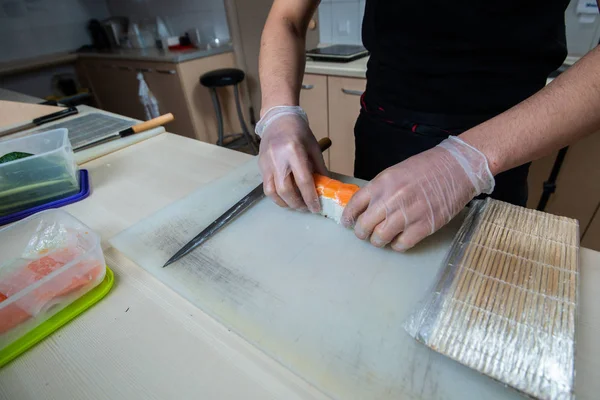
<box><xmin>319</xmin><ymin>195</ymin><xmax>344</xmax><ymax>224</ymax></box>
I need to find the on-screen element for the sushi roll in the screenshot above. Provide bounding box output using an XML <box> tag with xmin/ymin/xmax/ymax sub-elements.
<box><xmin>313</xmin><ymin>174</ymin><xmax>360</xmax><ymax>224</ymax></box>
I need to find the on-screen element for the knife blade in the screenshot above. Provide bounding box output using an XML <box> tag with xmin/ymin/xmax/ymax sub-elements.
<box><xmin>162</xmin><ymin>137</ymin><xmax>332</xmax><ymax>268</ymax></box>
<box><xmin>0</xmin><ymin>106</ymin><xmax>78</xmax><ymax>138</ymax></box>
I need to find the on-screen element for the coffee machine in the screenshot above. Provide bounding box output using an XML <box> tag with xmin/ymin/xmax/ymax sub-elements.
<box><xmin>102</xmin><ymin>17</ymin><xmax>129</xmax><ymax>49</ymax></box>
<box><xmin>88</xmin><ymin>17</ymin><xmax>128</xmax><ymax>50</ymax></box>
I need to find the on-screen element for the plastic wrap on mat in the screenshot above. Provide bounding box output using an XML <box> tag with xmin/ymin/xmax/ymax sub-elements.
<box><xmin>405</xmin><ymin>198</ymin><xmax>579</xmax><ymax>400</ymax></box>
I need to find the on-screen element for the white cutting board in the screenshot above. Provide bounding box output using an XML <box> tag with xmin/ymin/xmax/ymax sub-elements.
<box><xmin>110</xmin><ymin>159</ymin><xmax>523</xmax><ymax>400</ymax></box>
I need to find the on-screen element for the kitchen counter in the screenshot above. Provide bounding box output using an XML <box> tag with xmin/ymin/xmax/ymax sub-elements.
<box><xmin>0</xmin><ymin>131</ymin><xmax>328</xmax><ymax>400</ymax></box>
<box><xmin>76</xmin><ymin>43</ymin><xmax>233</xmax><ymax>63</ymax></box>
<box><xmin>0</xmin><ymin>44</ymin><xmax>233</xmax><ymax>77</ymax></box>
<box><xmin>0</xmin><ymin>100</ymin><xmax>599</xmax><ymax>399</ymax></box>
<box><xmin>305</xmin><ymin>55</ymin><xmax>368</xmax><ymax>78</ymax></box>
<box><xmin>304</xmin><ymin>54</ymin><xmax>582</xmax><ymax>82</ymax></box>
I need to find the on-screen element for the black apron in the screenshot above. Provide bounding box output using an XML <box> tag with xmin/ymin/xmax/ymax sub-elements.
<box><xmin>355</xmin><ymin>0</ymin><xmax>570</xmax><ymax>206</ymax></box>
<box><xmin>353</xmin><ymin>94</ymin><xmax>531</xmax><ymax>205</ymax></box>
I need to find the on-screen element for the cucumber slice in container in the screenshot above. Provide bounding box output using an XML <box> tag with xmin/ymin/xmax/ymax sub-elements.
<box><xmin>0</xmin><ymin>152</ymin><xmax>34</xmax><ymax>164</ymax></box>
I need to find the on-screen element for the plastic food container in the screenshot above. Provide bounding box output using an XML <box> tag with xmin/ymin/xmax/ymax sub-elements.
<box><xmin>0</xmin><ymin>209</ymin><xmax>106</xmax><ymax>351</ymax></box>
<box><xmin>0</xmin><ymin>129</ymin><xmax>79</xmax><ymax>217</ymax></box>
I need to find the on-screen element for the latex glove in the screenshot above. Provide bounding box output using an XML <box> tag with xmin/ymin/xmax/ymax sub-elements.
<box><xmin>341</xmin><ymin>136</ymin><xmax>495</xmax><ymax>251</ymax></box>
<box><xmin>256</xmin><ymin>106</ymin><xmax>328</xmax><ymax>213</ymax></box>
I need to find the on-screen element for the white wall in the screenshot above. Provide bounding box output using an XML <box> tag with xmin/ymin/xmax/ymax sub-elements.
<box><xmin>0</xmin><ymin>0</ymin><xmax>231</xmax><ymax>65</ymax></box>
<box><xmin>565</xmin><ymin>0</ymin><xmax>600</xmax><ymax>56</ymax></box>
<box><xmin>0</xmin><ymin>0</ymin><xmax>231</xmax><ymax>98</ymax></box>
<box><xmin>317</xmin><ymin>0</ymin><xmax>600</xmax><ymax>56</ymax></box>
<box><xmin>318</xmin><ymin>0</ymin><xmax>364</xmax><ymax>45</ymax></box>
<box><xmin>106</xmin><ymin>0</ymin><xmax>230</xmax><ymax>42</ymax></box>
<box><xmin>0</xmin><ymin>0</ymin><xmax>109</xmax><ymax>63</ymax></box>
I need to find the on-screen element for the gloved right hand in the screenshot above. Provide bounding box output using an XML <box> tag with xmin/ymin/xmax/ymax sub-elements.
<box><xmin>256</xmin><ymin>106</ymin><xmax>328</xmax><ymax>213</ymax></box>
<box><xmin>341</xmin><ymin>136</ymin><xmax>495</xmax><ymax>251</ymax></box>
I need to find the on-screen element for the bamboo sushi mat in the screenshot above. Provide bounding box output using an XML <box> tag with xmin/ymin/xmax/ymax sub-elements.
<box><xmin>405</xmin><ymin>198</ymin><xmax>579</xmax><ymax>400</ymax></box>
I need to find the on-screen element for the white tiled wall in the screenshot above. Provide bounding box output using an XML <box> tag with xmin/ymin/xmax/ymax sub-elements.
<box><xmin>106</xmin><ymin>0</ymin><xmax>230</xmax><ymax>42</ymax></box>
<box><xmin>318</xmin><ymin>0</ymin><xmax>365</xmax><ymax>45</ymax></box>
<box><xmin>0</xmin><ymin>0</ymin><xmax>110</xmax><ymax>63</ymax></box>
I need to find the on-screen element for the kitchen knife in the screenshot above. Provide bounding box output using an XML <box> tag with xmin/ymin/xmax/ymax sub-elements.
<box><xmin>162</xmin><ymin>137</ymin><xmax>332</xmax><ymax>268</ymax></box>
<box><xmin>0</xmin><ymin>106</ymin><xmax>78</xmax><ymax>138</ymax></box>
<box><xmin>74</xmin><ymin>113</ymin><xmax>174</xmax><ymax>151</ymax></box>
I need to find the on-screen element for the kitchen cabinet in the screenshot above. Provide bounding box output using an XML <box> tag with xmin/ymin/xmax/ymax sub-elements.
<box><xmin>327</xmin><ymin>76</ymin><xmax>365</xmax><ymax>176</ymax></box>
<box><xmin>527</xmin><ymin>130</ymin><xmax>600</xmax><ymax>239</ymax></box>
<box><xmin>296</xmin><ymin>73</ymin><xmax>365</xmax><ymax>176</ymax></box>
<box><xmin>77</xmin><ymin>52</ymin><xmax>244</xmax><ymax>144</ymax></box>
<box><xmin>582</xmin><ymin>207</ymin><xmax>600</xmax><ymax>251</ymax></box>
<box><xmin>84</xmin><ymin>62</ymin><xmax>146</xmax><ymax>120</ymax></box>
<box><xmin>141</xmin><ymin>65</ymin><xmax>196</xmax><ymax>139</ymax></box>
<box><xmin>300</xmin><ymin>74</ymin><xmax>329</xmax><ymax>167</ymax></box>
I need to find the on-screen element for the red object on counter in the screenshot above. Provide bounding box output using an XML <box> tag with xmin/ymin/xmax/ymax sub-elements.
<box><xmin>167</xmin><ymin>44</ymin><xmax>196</xmax><ymax>51</ymax></box>
<box><xmin>0</xmin><ymin>249</ymin><xmax>105</xmax><ymax>334</ymax></box>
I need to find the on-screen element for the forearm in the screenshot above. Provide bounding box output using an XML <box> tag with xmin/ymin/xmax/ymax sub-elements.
<box><xmin>259</xmin><ymin>1</ymin><xmax>317</xmax><ymax>116</ymax></box>
<box><xmin>461</xmin><ymin>46</ymin><xmax>600</xmax><ymax>175</ymax></box>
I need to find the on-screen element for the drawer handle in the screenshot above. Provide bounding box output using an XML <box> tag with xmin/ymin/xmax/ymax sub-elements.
<box><xmin>341</xmin><ymin>88</ymin><xmax>364</xmax><ymax>96</ymax></box>
<box><xmin>138</xmin><ymin>68</ymin><xmax>153</xmax><ymax>73</ymax></box>
<box><xmin>118</xmin><ymin>66</ymin><xmax>134</xmax><ymax>71</ymax></box>
<box><xmin>301</xmin><ymin>84</ymin><xmax>314</xmax><ymax>90</ymax></box>
<box><xmin>157</xmin><ymin>69</ymin><xmax>176</xmax><ymax>75</ymax></box>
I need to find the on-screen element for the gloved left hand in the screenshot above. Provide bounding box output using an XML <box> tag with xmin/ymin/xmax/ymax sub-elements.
<box><xmin>341</xmin><ymin>136</ymin><xmax>495</xmax><ymax>251</ymax></box>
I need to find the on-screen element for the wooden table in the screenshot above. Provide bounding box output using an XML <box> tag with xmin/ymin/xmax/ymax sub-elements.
<box><xmin>0</xmin><ymin>133</ymin><xmax>599</xmax><ymax>400</ymax></box>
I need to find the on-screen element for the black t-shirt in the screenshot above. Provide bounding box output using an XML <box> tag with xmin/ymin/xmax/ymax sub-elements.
<box><xmin>362</xmin><ymin>0</ymin><xmax>570</xmax><ymax>115</ymax></box>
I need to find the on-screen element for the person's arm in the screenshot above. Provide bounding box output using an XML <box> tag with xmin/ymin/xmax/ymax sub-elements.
<box><xmin>259</xmin><ymin>0</ymin><xmax>319</xmax><ymax>113</ymax></box>
<box><xmin>461</xmin><ymin>45</ymin><xmax>600</xmax><ymax>175</ymax></box>
<box><xmin>342</xmin><ymin>45</ymin><xmax>600</xmax><ymax>252</ymax></box>
<box><xmin>257</xmin><ymin>0</ymin><xmax>327</xmax><ymax>214</ymax></box>
<box><xmin>463</xmin><ymin>1</ymin><xmax>600</xmax><ymax>170</ymax></box>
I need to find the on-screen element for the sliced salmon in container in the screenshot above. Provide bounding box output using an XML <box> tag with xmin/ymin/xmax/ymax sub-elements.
<box><xmin>0</xmin><ymin>209</ymin><xmax>105</xmax><ymax>350</ymax></box>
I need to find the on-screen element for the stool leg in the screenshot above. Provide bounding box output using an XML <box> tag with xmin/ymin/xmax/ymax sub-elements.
<box><xmin>210</xmin><ymin>88</ymin><xmax>225</xmax><ymax>146</ymax></box>
<box><xmin>234</xmin><ymin>84</ymin><xmax>258</xmax><ymax>155</ymax></box>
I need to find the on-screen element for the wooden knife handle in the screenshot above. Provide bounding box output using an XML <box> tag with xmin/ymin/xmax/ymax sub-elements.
<box><xmin>131</xmin><ymin>113</ymin><xmax>174</xmax><ymax>133</ymax></box>
<box><xmin>318</xmin><ymin>137</ymin><xmax>332</xmax><ymax>152</ymax></box>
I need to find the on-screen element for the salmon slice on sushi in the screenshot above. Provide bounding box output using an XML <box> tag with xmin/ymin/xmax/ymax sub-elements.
<box><xmin>313</xmin><ymin>174</ymin><xmax>360</xmax><ymax>224</ymax></box>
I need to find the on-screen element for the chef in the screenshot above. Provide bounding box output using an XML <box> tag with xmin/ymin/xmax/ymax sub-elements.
<box><xmin>255</xmin><ymin>0</ymin><xmax>600</xmax><ymax>251</ymax></box>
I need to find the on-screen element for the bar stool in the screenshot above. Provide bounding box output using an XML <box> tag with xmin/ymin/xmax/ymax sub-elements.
<box><xmin>200</xmin><ymin>68</ymin><xmax>258</xmax><ymax>154</ymax></box>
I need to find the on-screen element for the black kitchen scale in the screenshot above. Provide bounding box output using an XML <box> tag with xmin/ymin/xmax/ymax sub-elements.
<box><xmin>306</xmin><ymin>44</ymin><xmax>369</xmax><ymax>62</ymax></box>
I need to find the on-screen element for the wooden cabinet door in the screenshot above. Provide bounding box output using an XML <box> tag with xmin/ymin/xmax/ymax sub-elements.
<box><xmin>142</xmin><ymin>67</ymin><xmax>196</xmax><ymax>139</ymax></box>
<box><xmin>582</xmin><ymin>205</ymin><xmax>600</xmax><ymax>251</ymax></box>
<box><xmin>300</xmin><ymin>74</ymin><xmax>329</xmax><ymax>167</ymax></box>
<box><xmin>529</xmin><ymin>131</ymin><xmax>600</xmax><ymax>236</ymax></box>
<box><xmin>83</xmin><ymin>60</ymin><xmax>146</xmax><ymax>120</ymax></box>
<box><xmin>327</xmin><ymin>76</ymin><xmax>365</xmax><ymax>176</ymax></box>
<box><xmin>80</xmin><ymin>61</ymin><xmax>111</xmax><ymax>109</ymax></box>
